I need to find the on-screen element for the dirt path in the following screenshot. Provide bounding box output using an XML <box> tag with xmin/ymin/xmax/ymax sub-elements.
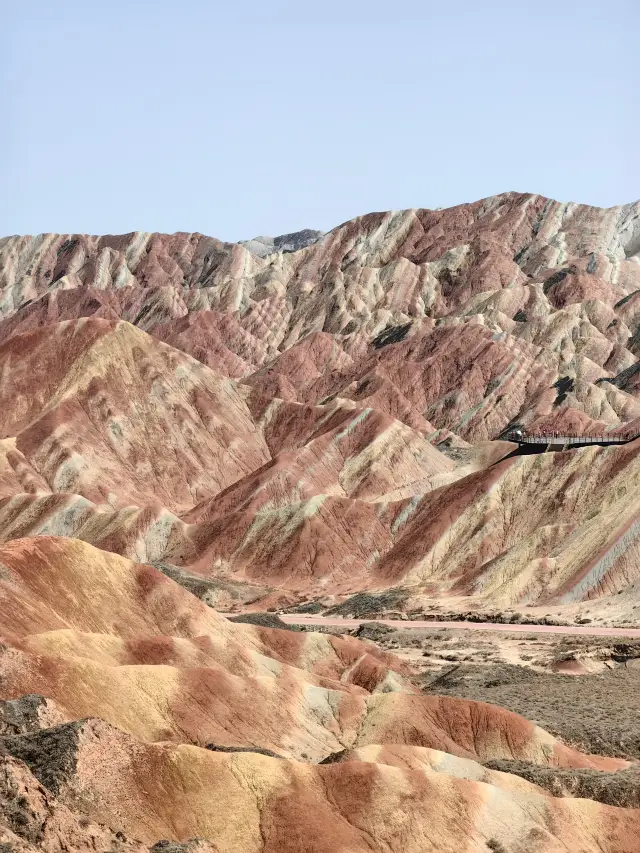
<box><xmin>272</xmin><ymin>615</ymin><xmax>640</xmax><ymax>637</ymax></box>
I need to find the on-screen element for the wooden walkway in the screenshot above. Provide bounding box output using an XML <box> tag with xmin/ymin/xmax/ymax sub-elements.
<box><xmin>503</xmin><ymin>430</ymin><xmax>640</xmax><ymax>449</ymax></box>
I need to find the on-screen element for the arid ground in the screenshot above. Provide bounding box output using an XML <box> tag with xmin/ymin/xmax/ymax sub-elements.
<box><xmin>1</xmin><ymin>193</ymin><xmax>640</xmax><ymax>851</ymax></box>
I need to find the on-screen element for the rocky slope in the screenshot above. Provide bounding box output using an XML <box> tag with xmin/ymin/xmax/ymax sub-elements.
<box><xmin>2</xmin><ymin>535</ymin><xmax>640</xmax><ymax>852</ymax></box>
<box><xmin>2</xmin><ymin>194</ymin><xmax>640</xmax><ymax>851</ymax></box>
<box><xmin>0</xmin><ymin>193</ymin><xmax>639</xmax><ymax>614</ymax></box>
<box><xmin>1</xmin><ymin>184</ymin><xmax>640</xmax><ymax>848</ymax></box>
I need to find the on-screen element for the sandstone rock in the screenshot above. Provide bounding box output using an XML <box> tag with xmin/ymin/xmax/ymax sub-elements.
<box><xmin>0</xmin><ymin>195</ymin><xmax>638</xmax><ymax>606</ymax></box>
<box><xmin>0</xmin><ymin>534</ymin><xmax>638</xmax><ymax>851</ymax></box>
<box><xmin>1</xmin><ymin>195</ymin><xmax>640</xmax><ymax>849</ymax></box>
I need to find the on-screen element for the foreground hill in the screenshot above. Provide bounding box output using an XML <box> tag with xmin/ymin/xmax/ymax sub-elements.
<box><xmin>2</xmin><ymin>536</ymin><xmax>639</xmax><ymax>852</ymax></box>
<box><xmin>0</xmin><ymin>193</ymin><xmax>639</xmax><ymax>615</ymax></box>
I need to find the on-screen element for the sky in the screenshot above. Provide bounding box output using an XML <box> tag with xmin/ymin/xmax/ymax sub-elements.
<box><xmin>2</xmin><ymin>0</ymin><xmax>637</xmax><ymax>241</ymax></box>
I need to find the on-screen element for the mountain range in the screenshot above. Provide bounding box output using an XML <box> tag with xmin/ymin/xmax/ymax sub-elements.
<box><xmin>1</xmin><ymin>192</ymin><xmax>640</xmax><ymax>851</ymax></box>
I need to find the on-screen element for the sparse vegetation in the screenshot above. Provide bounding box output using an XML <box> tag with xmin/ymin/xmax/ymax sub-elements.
<box><xmin>227</xmin><ymin>611</ymin><xmax>302</xmax><ymax>631</ymax></box>
<box><xmin>323</xmin><ymin>590</ymin><xmax>409</xmax><ymax>619</ymax></box>
<box><xmin>429</xmin><ymin>662</ymin><xmax>640</xmax><ymax>759</ymax></box>
<box><xmin>484</xmin><ymin>760</ymin><xmax>640</xmax><ymax>808</ymax></box>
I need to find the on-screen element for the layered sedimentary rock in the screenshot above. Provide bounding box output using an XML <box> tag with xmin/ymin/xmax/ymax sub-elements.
<box><xmin>0</xmin><ymin>193</ymin><xmax>639</xmax><ymax>609</ymax></box>
<box><xmin>2</xmin><ymin>193</ymin><xmax>640</xmax><ymax>851</ymax></box>
<box><xmin>2</xmin><ymin>536</ymin><xmax>639</xmax><ymax>852</ymax></box>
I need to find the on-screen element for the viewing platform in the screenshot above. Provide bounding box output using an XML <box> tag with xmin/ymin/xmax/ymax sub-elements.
<box><xmin>502</xmin><ymin>430</ymin><xmax>640</xmax><ymax>452</ymax></box>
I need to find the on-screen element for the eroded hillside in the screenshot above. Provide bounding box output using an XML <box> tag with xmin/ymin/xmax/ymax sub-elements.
<box><xmin>0</xmin><ymin>193</ymin><xmax>639</xmax><ymax>612</ymax></box>
<box><xmin>2</xmin><ymin>536</ymin><xmax>640</xmax><ymax>852</ymax></box>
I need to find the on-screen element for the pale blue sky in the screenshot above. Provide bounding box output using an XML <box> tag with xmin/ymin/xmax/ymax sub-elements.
<box><xmin>3</xmin><ymin>0</ymin><xmax>637</xmax><ymax>240</ymax></box>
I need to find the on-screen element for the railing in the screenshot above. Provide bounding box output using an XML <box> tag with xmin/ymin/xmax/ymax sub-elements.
<box><xmin>504</xmin><ymin>431</ymin><xmax>640</xmax><ymax>445</ymax></box>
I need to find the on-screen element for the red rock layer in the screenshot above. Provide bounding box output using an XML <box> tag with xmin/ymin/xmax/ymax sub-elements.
<box><xmin>1</xmin><ymin>536</ymin><xmax>638</xmax><ymax>852</ymax></box>
<box><xmin>0</xmin><ymin>194</ymin><xmax>639</xmax><ymax>606</ymax></box>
